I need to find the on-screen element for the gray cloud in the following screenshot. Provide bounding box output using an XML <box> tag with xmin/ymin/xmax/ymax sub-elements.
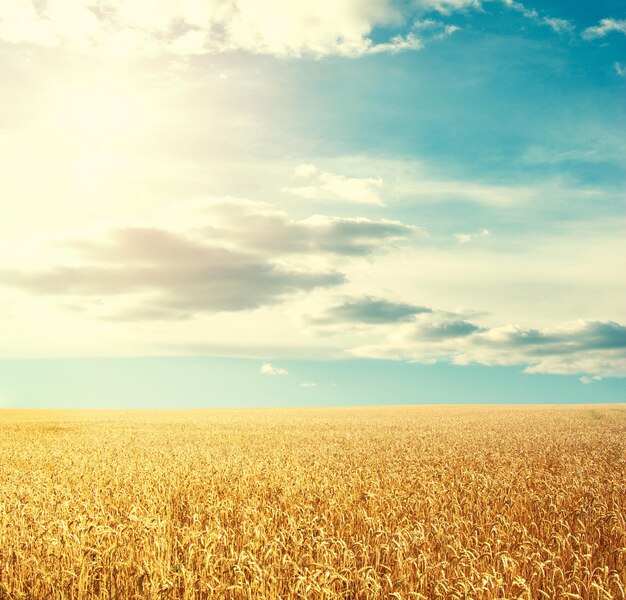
<box><xmin>316</xmin><ymin>219</ymin><xmax>416</xmax><ymax>256</ymax></box>
<box><xmin>0</xmin><ymin>201</ymin><xmax>421</xmax><ymax>320</ymax></box>
<box><xmin>66</xmin><ymin>227</ymin><xmax>219</xmax><ymax>266</ymax></box>
<box><xmin>417</xmin><ymin>319</ymin><xmax>483</xmax><ymax>339</ymax></box>
<box><xmin>476</xmin><ymin>321</ymin><xmax>626</xmax><ymax>353</ymax></box>
<box><xmin>349</xmin><ymin>318</ymin><xmax>626</xmax><ymax>378</ymax></box>
<box><xmin>195</xmin><ymin>205</ymin><xmax>418</xmax><ymax>257</ymax></box>
<box><xmin>324</xmin><ymin>297</ymin><xmax>432</xmax><ymax>324</ymax></box>
<box><xmin>475</xmin><ymin>327</ymin><xmax>551</xmax><ymax>347</ymax></box>
<box><xmin>574</xmin><ymin>321</ymin><xmax>626</xmax><ymax>350</ymax></box>
<box><xmin>0</xmin><ymin>226</ymin><xmax>344</xmax><ymax>318</ymax></box>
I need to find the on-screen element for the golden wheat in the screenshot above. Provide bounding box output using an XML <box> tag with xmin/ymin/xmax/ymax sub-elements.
<box><xmin>0</xmin><ymin>405</ymin><xmax>624</xmax><ymax>599</ymax></box>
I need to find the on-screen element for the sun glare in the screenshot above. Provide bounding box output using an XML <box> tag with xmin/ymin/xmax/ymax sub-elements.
<box><xmin>69</xmin><ymin>85</ymin><xmax>135</xmax><ymax>137</ymax></box>
<box><xmin>49</xmin><ymin>73</ymin><xmax>150</xmax><ymax>145</ymax></box>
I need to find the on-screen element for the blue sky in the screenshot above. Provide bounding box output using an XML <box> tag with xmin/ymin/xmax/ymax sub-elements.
<box><xmin>0</xmin><ymin>0</ymin><xmax>624</xmax><ymax>407</ymax></box>
<box><xmin>1</xmin><ymin>358</ymin><xmax>624</xmax><ymax>409</ymax></box>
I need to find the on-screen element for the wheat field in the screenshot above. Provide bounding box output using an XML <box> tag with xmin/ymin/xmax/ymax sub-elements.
<box><xmin>0</xmin><ymin>405</ymin><xmax>624</xmax><ymax>599</ymax></box>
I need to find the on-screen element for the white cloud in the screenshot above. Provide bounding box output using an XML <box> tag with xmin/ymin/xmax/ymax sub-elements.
<box><xmin>293</xmin><ymin>164</ymin><xmax>318</xmax><ymax>178</ymax></box>
<box><xmin>579</xmin><ymin>375</ymin><xmax>603</xmax><ymax>385</ymax></box>
<box><xmin>301</xmin><ymin>381</ymin><xmax>318</xmax><ymax>387</ymax></box>
<box><xmin>501</xmin><ymin>0</ymin><xmax>534</xmax><ymax>17</ymax></box>
<box><xmin>582</xmin><ymin>18</ymin><xmax>626</xmax><ymax>40</ymax></box>
<box><xmin>0</xmin><ymin>0</ymin><xmax>58</xmax><ymax>46</ymax></box>
<box><xmin>0</xmin><ymin>0</ymin><xmax>581</xmax><ymax>59</ymax></box>
<box><xmin>543</xmin><ymin>18</ymin><xmax>573</xmax><ymax>34</ymax></box>
<box><xmin>455</xmin><ymin>234</ymin><xmax>473</xmax><ymax>244</ymax></box>
<box><xmin>260</xmin><ymin>362</ymin><xmax>288</xmax><ymax>376</ymax></box>
<box><xmin>425</xmin><ymin>0</ymin><xmax>481</xmax><ymax>16</ymax></box>
<box><xmin>615</xmin><ymin>62</ymin><xmax>626</xmax><ymax>77</ymax></box>
<box><xmin>398</xmin><ymin>179</ymin><xmax>534</xmax><ymax>205</ymax></box>
<box><xmin>501</xmin><ymin>0</ymin><xmax>573</xmax><ymax>34</ymax></box>
<box><xmin>286</xmin><ymin>157</ymin><xmax>613</xmax><ymax>208</ymax></box>
<box><xmin>364</xmin><ymin>32</ymin><xmax>424</xmax><ymax>54</ymax></box>
<box><xmin>168</xmin><ymin>29</ymin><xmax>210</xmax><ymax>56</ymax></box>
<box><xmin>215</xmin><ymin>0</ymin><xmax>406</xmax><ymax>57</ymax></box>
<box><xmin>455</xmin><ymin>229</ymin><xmax>490</xmax><ymax>244</ymax></box>
<box><xmin>413</xmin><ymin>19</ymin><xmax>440</xmax><ymax>30</ymax></box>
<box><xmin>0</xmin><ymin>0</ymin><xmax>451</xmax><ymax>58</ymax></box>
<box><xmin>411</xmin><ymin>19</ymin><xmax>460</xmax><ymax>40</ymax></box>
<box><xmin>286</xmin><ymin>166</ymin><xmax>385</xmax><ymax>206</ymax></box>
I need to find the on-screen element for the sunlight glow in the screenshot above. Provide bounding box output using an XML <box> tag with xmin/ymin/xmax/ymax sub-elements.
<box><xmin>50</xmin><ymin>75</ymin><xmax>149</xmax><ymax>143</ymax></box>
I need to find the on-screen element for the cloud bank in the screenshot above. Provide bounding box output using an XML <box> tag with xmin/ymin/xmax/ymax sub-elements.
<box><xmin>0</xmin><ymin>0</ymin><xmax>467</xmax><ymax>58</ymax></box>
<box><xmin>348</xmin><ymin>315</ymin><xmax>626</xmax><ymax>379</ymax></box>
<box><xmin>0</xmin><ymin>200</ymin><xmax>418</xmax><ymax>320</ymax></box>
<box><xmin>0</xmin><ymin>0</ymin><xmax>597</xmax><ymax>62</ymax></box>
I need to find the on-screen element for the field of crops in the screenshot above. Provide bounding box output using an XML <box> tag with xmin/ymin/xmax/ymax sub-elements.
<box><xmin>0</xmin><ymin>405</ymin><xmax>624</xmax><ymax>599</ymax></box>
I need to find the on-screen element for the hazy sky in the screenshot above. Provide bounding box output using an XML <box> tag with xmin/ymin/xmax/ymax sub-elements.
<box><xmin>0</xmin><ymin>0</ymin><xmax>624</xmax><ymax>407</ymax></box>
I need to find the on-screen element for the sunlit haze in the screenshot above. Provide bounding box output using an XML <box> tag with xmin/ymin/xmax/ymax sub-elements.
<box><xmin>0</xmin><ymin>0</ymin><xmax>624</xmax><ymax>406</ymax></box>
